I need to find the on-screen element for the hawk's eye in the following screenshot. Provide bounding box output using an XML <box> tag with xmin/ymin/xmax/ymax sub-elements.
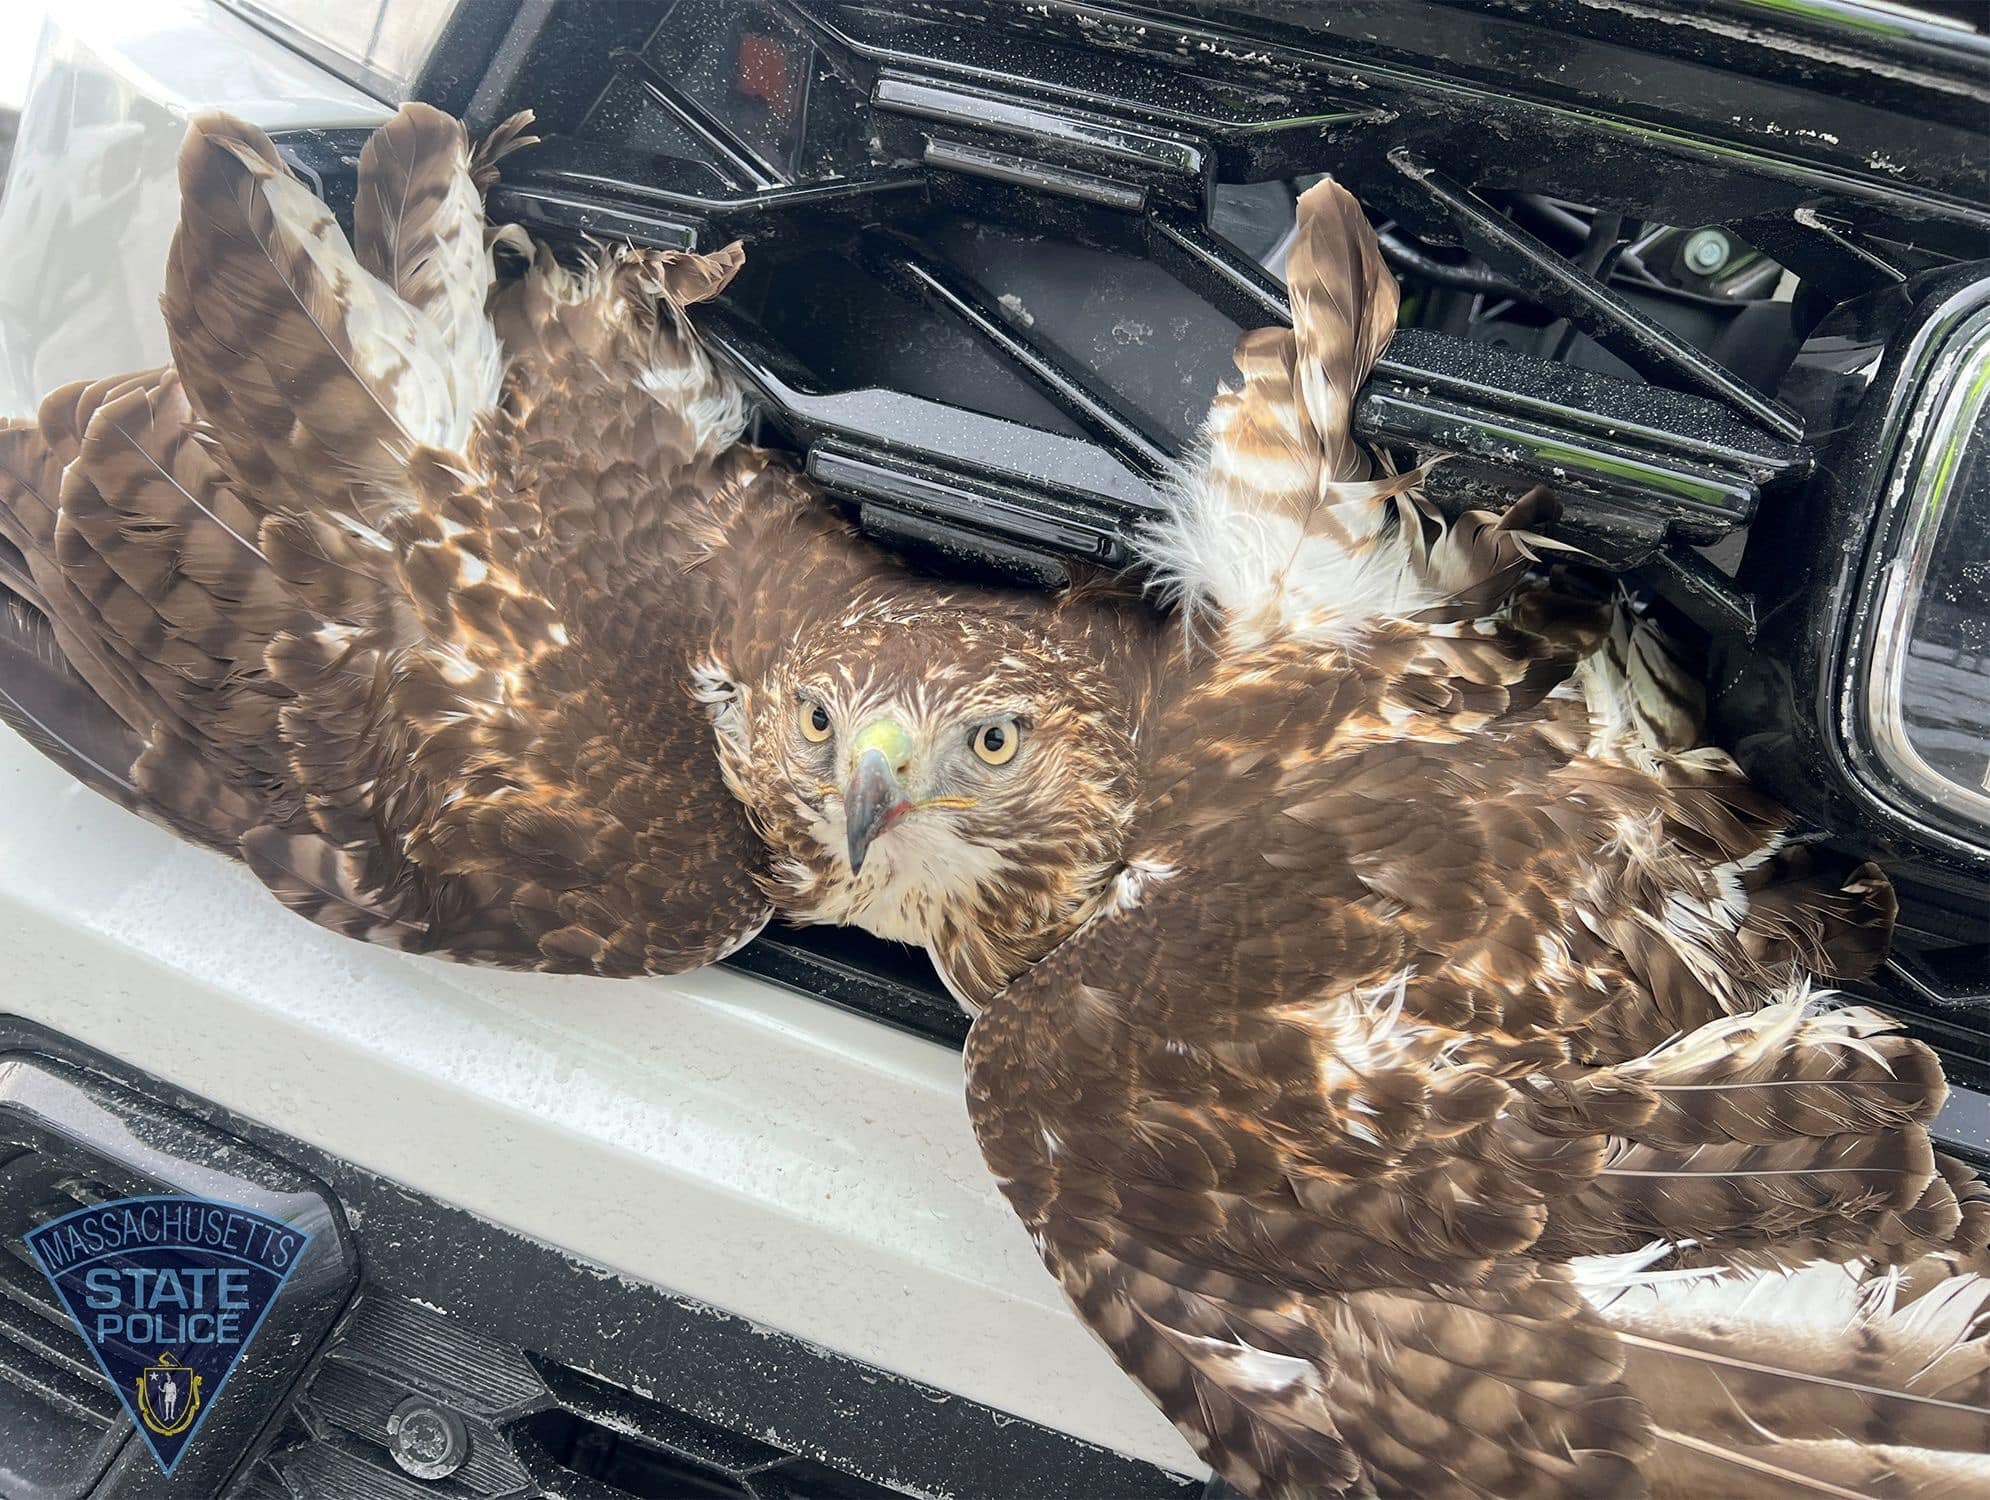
<box><xmin>800</xmin><ymin>701</ymin><xmax>833</xmax><ymax>743</ymax></box>
<box><xmin>971</xmin><ymin>718</ymin><xmax>1021</xmax><ymax>766</ymax></box>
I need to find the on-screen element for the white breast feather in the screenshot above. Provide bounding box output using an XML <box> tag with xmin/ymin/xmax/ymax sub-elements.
<box><xmin>1137</xmin><ymin>455</ymin><xmax>1438</xmax><ymax>648</ymax></box>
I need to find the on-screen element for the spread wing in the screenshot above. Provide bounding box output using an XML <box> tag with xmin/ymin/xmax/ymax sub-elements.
<box><xmin>968</xmin><ymin>638</ymin><xmax>1650</xmax><ymax>1499</ymax></box>
<box><xmin>973</xmin><ymin>175</ymin><xmax>1981</xmax><ymax>1497</ymax></box>
<box><xmin>0</xmin><ymin>104</ymin><xmax>875</xmax><ymax>973</ymax></box>
<box><xmin>966</xmin><ymin>636</ymin><xmax>1987</xmax><ymax>1497</ymax></box>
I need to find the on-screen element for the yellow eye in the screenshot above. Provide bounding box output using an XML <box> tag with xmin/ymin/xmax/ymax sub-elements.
<box><xmin>800</xmin><ymin>701</ymin><xmax>833</xmax><ymax>743</ymax></box>
<box><xmin>971</xmin><ymin>719</ymin><xmax>1021</xmax><ymax>766</ymax></box>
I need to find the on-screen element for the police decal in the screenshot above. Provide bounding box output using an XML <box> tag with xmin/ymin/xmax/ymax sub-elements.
<box><xmin>26</xmin><ymin>1194</ymin><xmax>311</xmax><ymax>1475</ymax></box>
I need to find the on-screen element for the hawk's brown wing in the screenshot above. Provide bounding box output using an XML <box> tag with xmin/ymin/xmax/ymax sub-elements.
<box><xmin>0</xmin><ymin>104</ymin><xmax>867</xmax><ymax>973</ymax></box>
<box><xmin>965</xmin><ymin>630</ymin><xmax>1984</xmax><ymax>1499</ymax></box>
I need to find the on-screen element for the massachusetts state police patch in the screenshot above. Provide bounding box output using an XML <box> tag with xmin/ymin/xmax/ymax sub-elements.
<box><xmin>26</xmin><ymin>1194</ymin><xmax>311</xmax><ymax>1475</ymax></box>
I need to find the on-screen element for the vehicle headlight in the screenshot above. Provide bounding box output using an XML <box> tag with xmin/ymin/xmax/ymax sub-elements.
<box><xmin>1843</xmin><ymin>278</ymin><xmax>1990</xmax><ymax>859</ymax></box>
<box><xmin>218</xmin><ymin>0</ymin><xmax>462</xmax><ymax>102</ymax></box>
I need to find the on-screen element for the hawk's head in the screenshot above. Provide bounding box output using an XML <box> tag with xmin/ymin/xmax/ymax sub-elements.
<box><xmin>723</xmin><ymin>597</ymin><xmax>1139</xmax><ymax>1008</ymax></box>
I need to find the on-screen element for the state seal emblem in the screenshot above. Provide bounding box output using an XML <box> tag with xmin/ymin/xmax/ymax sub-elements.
<box><xmin>137</xmin><ymin>1350</ymin><xmax>203</xmax><ymax>1436</ymax></box>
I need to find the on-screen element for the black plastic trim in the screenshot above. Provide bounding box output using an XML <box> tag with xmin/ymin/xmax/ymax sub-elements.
<box><xmin>1389</xmin><ymin>152</ymin><xmax>1804</xmax><ymax>441</ymax></box>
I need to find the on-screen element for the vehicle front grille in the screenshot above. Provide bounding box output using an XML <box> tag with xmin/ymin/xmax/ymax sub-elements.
<box><xmin>0</xmin><ymin>1120</ymin><xmax>147</xmax><ymax>1499</ymax></box>
<box><xmin>516</xmin><ymin>1360</ymin><xmax>906</xmax><ymax>1500</ymax></box>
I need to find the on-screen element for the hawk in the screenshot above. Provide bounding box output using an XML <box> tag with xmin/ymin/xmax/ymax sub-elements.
<box><xmin>1</xmin><ymin>104</ymin><xmax>1985</xmax><ymax>1498</ymax></box>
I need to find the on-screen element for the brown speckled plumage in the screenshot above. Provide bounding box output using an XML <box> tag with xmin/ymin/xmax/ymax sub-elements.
<box><xmin>1</xmin><ymin>108</ymin><xmax>1984</xmax><ymax>1498</ymax></box>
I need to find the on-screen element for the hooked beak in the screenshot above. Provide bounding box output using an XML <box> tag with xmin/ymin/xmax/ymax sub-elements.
<box><xmin>844</xmin><ymin>722</ymin><xmax>915</xmax><ymax>874</ymax></box>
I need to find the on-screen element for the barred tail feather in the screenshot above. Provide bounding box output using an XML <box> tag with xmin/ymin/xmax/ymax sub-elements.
<box><xmin>0</xmin><ymin>595</ymin><xmax>143</xmax><ymax>805</ymax></box>
<box><xmin>1616</xmin><ymin>1000</ymin><xmax>1945</xmax><ymax>1149</ymax></box>
<box><xmin>1142</xmin><ymin>182</ymin><xmax>1570</xmax><ymax>648</ymax></box>
<box><xmin>1140</xmin><ymin>179</ymin><xmax>1438</xmax><ymax>646</ymax></box>
<box><xmin>1534</xmin><ymin>1000</ymin><xmax>1978</xmax><ymax>1267</ymax></box>
<box><xmin>1284</xmin><ymin>177</ymin><xmax>1399</xmax><ymax>489</ymax></box>
<box><xmin>240</xmin><ymin>826</ymin><xmax>427</xmax><ymax>946</ymax></box>
<box><xmin>353</xmin><ymin>102</ymin><xmax>516</xmax><ymax>425</ymax></box>
<box><xmin>0</xmin><ymin>408</ymin><xmax>175</xmax><ymax>740</ymax></box>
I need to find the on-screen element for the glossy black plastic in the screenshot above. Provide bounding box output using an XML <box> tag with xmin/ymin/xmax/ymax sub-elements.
<box><xmin>442</xmin><ymin>0</ymin><xmax>1932</xmax><ymax>611</ymax></box>
<box><xmin>1718</xmin><ymin>264</ymin><xmax>1990</xmax><ymax>1071</ymax></box>
<box><xmin>0</xmin><ymin>1051</ymin><xmax>357</xmax><ymax>1499</ymax></box>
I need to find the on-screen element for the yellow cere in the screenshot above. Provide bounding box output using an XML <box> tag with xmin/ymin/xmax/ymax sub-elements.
<box><xmin>850</xmin><ymin>719</ymin><xmax>915</xmax><ymax>767</ymax></box>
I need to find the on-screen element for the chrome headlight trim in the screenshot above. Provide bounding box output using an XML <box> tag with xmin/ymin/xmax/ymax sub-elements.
<box><xmin>217</xmin><ymin>0</ymin><xmax>463</xmax><ymax>103</ymax></box>
<box><xmin>1841</xmin><ymin>274</ymin><xmax>1990</xmax><ymax>861</ymax></box>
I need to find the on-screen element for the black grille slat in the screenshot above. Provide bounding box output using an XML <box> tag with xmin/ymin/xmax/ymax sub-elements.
<box><xmin>0</xmin><ymin>1124</ymin><xmax>134</xmax><ymax>1413</ymax></box>
<box><xmin>0</xmin><ymin>1250</ymin><xmax>74</xmax><ymax>1323</ymax></box>
<box><xmin>0</xmin><ymin>1302</ymin><xmax>122</xmax><ymax>1427</ymax></box>
<box><xmin>0</xmin><ymin>1125</ymin><xmax>148</xmax><ymax>1412</ymax></box>
<box><xmin>0</xmin><ymin>1116</ymin><xmax>142</xmax><ymax>1497</ymax></box>
<box><xmin>526</xmin><ymin>1358</ymin><xmax>803</xmax><ymax>1486</ymax></box>
<box><xmin>256</xmin><ymin>1294</ymin><xmax>913</xmax><ymax>1499</ymax></box>
<box><xmin>331</xmin><ymin>1294</ymin><xmax>551</xmax><ymax>1420</ymax></box>
<box><xmin>0</xmin><ymin>1288</ymin><xmax>112</xmax><ymax>1404</ymax></box>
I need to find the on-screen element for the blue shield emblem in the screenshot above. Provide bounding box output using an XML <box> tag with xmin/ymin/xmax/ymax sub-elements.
<box><xmin>26</xmin><ymin>1194</ymin><xmax>311</xmax><ymax>1475</ymax></box>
